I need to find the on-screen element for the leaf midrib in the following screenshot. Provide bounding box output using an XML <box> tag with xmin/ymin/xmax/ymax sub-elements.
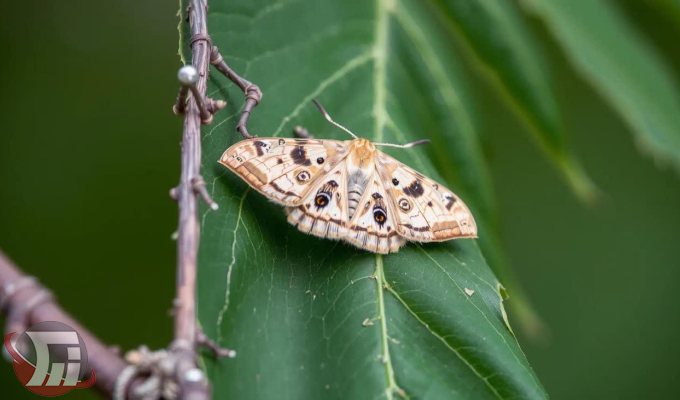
<box><xmin>372</xmin><ymin>0</ymin><xmax>399</xmax><ymax>398</ymax></box>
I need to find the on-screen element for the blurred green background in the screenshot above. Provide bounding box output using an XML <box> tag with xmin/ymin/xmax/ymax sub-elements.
<box><xmin>0</xmin><ymin>1</ymin><xmax>678</xmax><ymax>399</ymax></box>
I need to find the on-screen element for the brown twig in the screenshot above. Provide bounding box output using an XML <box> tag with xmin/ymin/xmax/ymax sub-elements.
<box><xmin>0</xmin><ymin>249</ymin><xmax>138</xmax><ymax>397</ymax></box>
<box><xmin>169</xmin><ymin>0</ymin><xmax>214</xmax><ymax>398</ymax></box>
<box><xmin>210</xmin><ymin>46</ymin><xmax>262</xmax><ymax>139</ymax></box>
<box><xmin>169</xmin><ymin>0</ymin><xmax>267</xmax><ymax>396</ymax></box>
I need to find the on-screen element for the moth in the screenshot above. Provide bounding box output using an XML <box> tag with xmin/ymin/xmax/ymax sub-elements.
<box><xmin>219</xmin><ymin>101</ymin><xmax>477</xmax><ymax>254</ymax></box>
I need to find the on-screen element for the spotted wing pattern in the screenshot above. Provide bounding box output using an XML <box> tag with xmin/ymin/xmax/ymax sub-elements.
<box><xmin>376</xmin><ymin>152</ymin><xmax>477</xmax><ymax>241</ymax></box>
<box><xmin>346</xmin><ymin>170</ymin><xmax>406</xmax><ymax>254</ymax></box>
<box><xmin>219</xmin><ymin>138</ymin><xmax>349</xmax><ymax>205</ymax></box>
<box><xmin>285</xmin><ymin>160</ymin><xmax>349</xmax><ymax>240</ymax></box>
<box><xmin>220</xmin><ymin>137</ymin><xmax>477</xmax><ymax>254</ymax></box>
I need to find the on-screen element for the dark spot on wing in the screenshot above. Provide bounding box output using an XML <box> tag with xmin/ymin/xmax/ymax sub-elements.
<box><xmin>445</xmin><ymin>195</ymin><xmax>456</xmax><ymax>210</ymax></box>
<box><xmin>277</xmin><ymin>158</ymin><xmax>283</xmax><ymax>164</ymax></box>
<box><xmin>372</xmin><ymin>192</ymin><xmax>383</xmax><ymax>199</ymax></box>
<box><xmin>400</xmin><ymin>223</ymin><xmax>430</xmax><ymax>232</ymax></box>
<box><xmin>291</xmin><ymin>146</ymin><xmax>312</xmax><ymax>166</ymax></box>
<box><xmin>327</xmin><ymin>180</ymin><xmax>339</xmax><ymax>188</ymax></box>
<box><xmin>254</xmin><ymin>140</ymin><xmax>267</xmax><ymax>156</ymax></box>
<box><xmin>403</xmin><ymin>180</ymin><xmax>424</xmax><ymax>198</ymax></box>
<box><xmin>427</xmin><ymin>201</ymin><xmax>433</xmax><ymax>207</ymax></box>
<box><xmin>270</xmin><ymin>182</ymin><xmax>300</xmax><ymax>198</ymax></box>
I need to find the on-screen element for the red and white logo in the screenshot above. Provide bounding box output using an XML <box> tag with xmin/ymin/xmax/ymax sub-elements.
<box><xmin>4</xmin><ymin>321</ymin><xmax>96</xmax><ymax>396</ymax></box>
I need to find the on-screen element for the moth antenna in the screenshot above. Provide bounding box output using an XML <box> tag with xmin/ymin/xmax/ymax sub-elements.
<box><xmin>373</xmin><ymin>139</ymin><xmax>431</xmax><ymax>149</ymax></box>
<box><xmin>312</xmin><ymin>99</ymin><xmax>358</xmax><ymax>139</ymax></box>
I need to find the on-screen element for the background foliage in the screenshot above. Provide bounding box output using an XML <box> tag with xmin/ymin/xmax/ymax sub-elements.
<box><xmin>1</xmin><ymin>0</ymin><xmax>680</xmax><ymax>399</ymax></box>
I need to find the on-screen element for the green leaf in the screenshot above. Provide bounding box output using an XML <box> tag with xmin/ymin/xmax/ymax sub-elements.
<box><xmin>645</xmin><ymin>0</ymin><xmax>680</xmax><ymax>29</ymax></box>
<box><xmin>431</xmin><ymin>0</ymin><xmax>596</xmax><ymax>201</ymax></box>
<box><xmin>185</xmin><ymin>1</ymin><xmax>546</xmax><ymax>399</ymax></box>
<box><xmin>521</xmin><ymin>0</ymin><xmax>680</xmax><ymax>172</ymax></box>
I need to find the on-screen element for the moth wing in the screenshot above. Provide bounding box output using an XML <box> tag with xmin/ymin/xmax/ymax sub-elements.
<box><xmin>376</xmin><ymin>152</ymin><xmax>477</xmax><ymax>241</ymax></box>
<box><xmin>219</xmin><ymin>138</ymin><xmax>349</xmax><ymax>205</ymax></box>
<box><xmin>285</xmin><ymin>159</ymin><xmax>349</xmax><ymax>240</ymax></box>
<box><xmin>346</xmin><ymin>171</ymin><xmax>406</xmax><ymax>254</ymax></box>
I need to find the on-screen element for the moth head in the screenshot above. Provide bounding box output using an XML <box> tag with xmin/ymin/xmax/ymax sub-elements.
<box><xmin>349</xmin><ymin>139</ymin><xmax>376</xmax><ymax>166</ymax></box>
<box><xmin>350</xmin><ymin>138</ymin><xmax>376</xmax><ymax>153</ymax></box>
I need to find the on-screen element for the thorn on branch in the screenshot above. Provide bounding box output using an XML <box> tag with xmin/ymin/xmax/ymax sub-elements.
<box><xmin>191</xmin><ymin>176</ymin><xmax>218</xmax><ymax>210</ymax></box>
<box><xmin>205</xmin><ymin>98</ymin><xmax>227</xmax><ymax>114</ymax></box>
<box><xmin>196</xmin><ymin>329</ymin><xmax>236</xmax><ymax>359</ymax></box>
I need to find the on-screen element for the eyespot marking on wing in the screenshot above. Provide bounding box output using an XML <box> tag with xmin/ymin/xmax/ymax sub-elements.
<box><xmin>375</xmin><ymin>151</ymin><xmax>478</xmax><ymax>241</ymax></box>
<box><xmin>220</xmin><ymin>138</ymin><xmax>349</xmax><ymax>206</ymax></box>
<box><xmin>398</xmin><ymin>198</ymin><xmax>411</xmax><ymax>212</ymax></box>
<box><xmin>296</xmin><ymin>170</ymin><xmax>311</xmax><ymax>183</ymax></box>
<box><xmin>314</xmin><ymin>193</ymin><xmax>331</xmax><ymax>208</ymax></box>
<box><xmin>373</xmin><ymin>207</ymin><xmax>387</xmax><ymax>226</ymax></box>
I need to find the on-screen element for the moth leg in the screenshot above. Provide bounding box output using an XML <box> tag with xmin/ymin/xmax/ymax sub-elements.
<box><xmin>210</xmin><ymin>46</ymin><xmax>262</xmax><ymax>139</ymax></box>
<box><xmin>294</xmin><ymin>125</ymin><xmax>315</xmax><ymax>139</ymax></box>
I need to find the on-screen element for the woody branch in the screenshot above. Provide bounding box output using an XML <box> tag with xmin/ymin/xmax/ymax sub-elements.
<box><xmin>170</xmin><ymin>0</ymin><xmax>260</xmax><ymax>398</ymax></box>
<box><xmin>0</xmin><ymin>249</ymin><xmax>136</xmax><ymax>397</ymax></box>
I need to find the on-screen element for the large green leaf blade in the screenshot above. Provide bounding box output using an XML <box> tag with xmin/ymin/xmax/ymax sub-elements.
<box><xmin>645</xmin><ymin>0</ymin><xmax>680</xmax><ymax>30</ymax></box>
<box><xmin>189</xmin><ymin>0</ymin><xmax>546</xmax><ymax>398</ymax></box>
<box><xmin>521</xmin><ymin>0</ymin><xmax>680</xmax><ymax>172</ymax></box>
<box><xmin>431</xmin><ymin>0</ymin><xmax>595</xmax><ymax>200</ymax></box>
<box><xmin>386</xmin><ymin>0</ymin><xmax>545</xmax><ymax>341</ymax></box>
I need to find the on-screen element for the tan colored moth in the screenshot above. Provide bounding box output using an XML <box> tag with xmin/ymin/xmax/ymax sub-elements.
<box><xmin>219</xmin><ymin>101</ymin><xmax>477</xmax><ymax>254</ymax></box>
